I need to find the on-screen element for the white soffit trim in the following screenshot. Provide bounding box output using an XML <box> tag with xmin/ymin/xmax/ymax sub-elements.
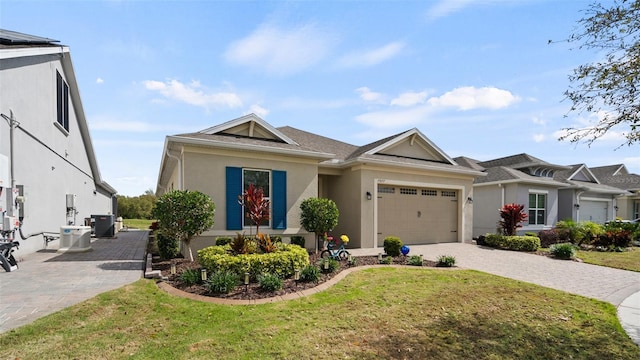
<box><xmin>364</xmin><ymin>128</ymin><xmax>457</xmax><ymax>165</ymax></box>
<box><xmin>0</xmin><ymin>46</ymin><xmax>69</xmax><ymax>59</ymax></box>
<box><xmin>198</xmin><ymin>113</ymin><xmax>298</xmax><ymax>145</ymax></box>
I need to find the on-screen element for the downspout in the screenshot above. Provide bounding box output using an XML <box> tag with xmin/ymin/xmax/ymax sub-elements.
<box><xmin>1</xmin><ymin>110</ymin><xmax>16</xmax><ymax>217</ymax></box>
<box><xmin>575</xmin><ymin>190</ymin><xmax>585</xmax><ymax>221</ymax></box>
<box><xmin>499</xmin><ymin>183</ymin><xmax>505</xmax><ymax>206</ymax></box>
<box><xmin>166</xmin><ymin>149</ymin><xmax>183</xmax><ymax>190</ymax></box>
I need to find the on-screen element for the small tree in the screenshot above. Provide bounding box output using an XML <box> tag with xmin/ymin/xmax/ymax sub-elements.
<box><xmin>238</xmin><ymin>183</ymin><xmax>270</xmax><ymax>236</ymax></box>
<box><xmin>300</xmin><ymin>197</ymin><xmax>339</xmax><ymax>253</ymax></box>
<box><xmin>498</xmin><ymin>203</ymin><xmax>528</xmax><ymax>236</ymax></box>
<box><xmin>152</xmin><ymin>190</ymin><xmax>215</xmax><ymax>261</ymax></box>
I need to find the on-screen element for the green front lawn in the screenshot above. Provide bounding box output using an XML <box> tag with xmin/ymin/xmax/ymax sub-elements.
<box><xmin>123</xmin><ymin>218</ymin><xmax>154</xmax><ymax>230</ymax></box>
<box><xmin>577</xmin><ymin>247</ymin><xmax>640</xmax><ymax>272</ymax></box>
<box><xmin>2</xmin><ymin>268</ymin><xmax>638</xmax><ymax>359</ymax></box>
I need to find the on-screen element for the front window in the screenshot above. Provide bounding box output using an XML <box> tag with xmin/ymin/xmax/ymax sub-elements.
<box><xmin>243</xmin><ymin>169</ymin><xmax>270</xmax><ymax>228</ymax></box>
<box><xmin>528</xmin><ymin>193</ymin><xmax>546</xmax><ymax>225</ymax></box>
<box><xmin>529</xmin><ymin>194</ymin><xmax>547</xmax><ymax>225</ymax></box>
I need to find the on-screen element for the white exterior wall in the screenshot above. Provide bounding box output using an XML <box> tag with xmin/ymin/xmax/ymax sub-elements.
<box><xmin>1</xmin><ymin>50</ymin><xmax>114</xmax><ymax>255</ymax></box>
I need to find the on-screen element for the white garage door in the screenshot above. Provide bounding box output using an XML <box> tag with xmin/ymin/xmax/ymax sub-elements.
<box><xmin>579</xmin><ymin>200</ymin><xmax>609</xmax><ymax>224</ymax></box>
<box><xmin>377</xmin><ymin>185</ymin><xmax>458</xmax><ymax>246</ymax></box>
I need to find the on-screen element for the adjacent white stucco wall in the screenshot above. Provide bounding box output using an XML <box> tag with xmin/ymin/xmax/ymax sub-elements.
<box><xmin>1</xmin><ymin>50</ymin><xmax>114</xmax><ymax>255</ymax></box>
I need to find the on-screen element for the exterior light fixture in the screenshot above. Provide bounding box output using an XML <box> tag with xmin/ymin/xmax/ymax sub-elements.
<box><xmin>366</xmin><ymin>191</ymin><xmax>372</xmax><ymax>200</ymax></box>
<box><xmin>294</xmin><ymin>269</ymin><xmax>300</xmax><ymax>287</ymax></box>
<box><xmin>200</xmin><ymin>268</ymin><xmax>207</xmax><ymax>281</ymax></box>
<box><xmin>378</xmin><ymin>253</ymin><xmax>383</xmax><ymax>262</ymax></box>
<box><xmin>574</xmin><ymin>204</ymin><xmax>580</xmax><ymax>209</ymax></box>
<box><xmin>323</xmin><ymin>259</ymin><xmax>329</xmax><ymax>270</ymax></box>
<box><xmin>170</xmin><ymin>262</ymin><xmax>176</xmax><ymax>275</ymax></box>
<box><xmin>467</xmin><ymin>196</ymin><xmax>473</xmax><ymax>204</ymax></box>
<box><xmin>244</xmin><ymin>272</ymin><xmax>250</xmax><ymax>292</ymax></box>
<box><xmin>614</xmin><ymin>205</ymin><xmax>619</xmax><ymax>211</ymax></box>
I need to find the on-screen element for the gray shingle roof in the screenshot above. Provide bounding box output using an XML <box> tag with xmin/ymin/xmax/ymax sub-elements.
<box><xmin>453</xmin><ymin>156</ymin><xmax>486</xmax><ymax>171</ymax></box>
<box><xmin>474</xmin><ymin>166</ymin><xmax>567</xmax><ymax>186</ymax></box>
<box><xmin>477</xmin><ymin>153</ymin><xmax>568</xmax><ymax>170</ymax></box>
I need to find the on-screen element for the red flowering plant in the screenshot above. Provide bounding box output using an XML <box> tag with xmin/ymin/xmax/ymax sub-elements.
<box><xmin>238</xmin><ymin>183</ymin><xmax>270</xmax><ymax>236</ymax></box>
<box><xmin>498</xmin><ymin>203</ymin><xmax>528</xmax><ymax>236</ymax></box>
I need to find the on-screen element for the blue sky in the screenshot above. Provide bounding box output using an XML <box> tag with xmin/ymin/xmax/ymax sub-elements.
<box><xmin>3</xmin><ymin>0</ymin><xmax>638</xmax><ymax>196</ymax></box>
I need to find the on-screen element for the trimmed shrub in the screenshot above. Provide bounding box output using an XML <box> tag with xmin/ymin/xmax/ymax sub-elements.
<box><xmin>179</xmin><ymin>268</ymin><xmax>202</xmax><ymax>286</ymax></box>
<box><xmin>290</xmin><ymin>236</ymin><xmax>306</xmax><ymax>248</ymax></box>
<box><xmin>595</xmin><ymin>228</ymin><xmax>633</xmax><ymax>248</ymax></box>
<box><xmin>550</xmin><ymin>243</ymin><xmax>576</xmax><ymax>259</ymax></box>
<box><xmin>437</xmin><ymin>255</ymin><xmax>456</xmax><ymax>267</ymax></box>
<box><xmin>215</xmin><ymin>236</ymin><xmax>233</xmax><ymax>246</ymax></box>
<box><xmin>157</xmin><ymin>232</ymin><xmax>179</xmax><ymax>260</ymax></box>
<box><xmin>258</xmin><ymin>273</ymin><xmax>283</xmax><ymax>291</ymax></box>
<box><xmin>484</xmin><ymin>234</ymin><xmax>540</xmax><ymax>252</ymax></box>
<box><xmin>537</xmin><ymin>229</ymin><xmax>561</xmax><ymax>248</ymax></box>
<box><xmin>524</xmin><ymin>232</ymin><xmax>537</xmax><ymax>237</ymax></box>
<box><xmin>408</xmin><ymin>255</ymin><xmax>423</xmax><ymax>266</ymax></box>
<box><xmin>380</xmin><ymin>256</ymin><xmax>393</xmax><ymax>265</ymax></box>
<box><xmin>300</xmin><ymin>265</ymin><xmax>321</xmax><ymax>282</ymax></box>
<box><xmin>198</xmin><ymin>243</ymin><xmax>309</xmax><ymax>280</ymax></box>
<box><xmin>383</xmin><ymin>236</ymin><xmax>403</xmax><ymax>256</ymax></box>
<box><xmin>206</xmin><ymin>270</ymin><xmax>238</xmax><ymax>294</ymax></box>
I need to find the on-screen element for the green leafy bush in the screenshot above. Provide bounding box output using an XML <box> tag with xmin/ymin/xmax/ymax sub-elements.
<box><xmin>319</xmin><ymin>258</ymin><xmax>339</xmax><ymax>273</ymax></box>
<box><xmin>270</xmin><ymin>235</ymin><xmax>282</xmax><ymax>243</ymax></box>
<box><xmin>198</xmin><ymin>243</ymin><xmax>309</xmax><ymax>280</ymax></box>
<box><xmin>179</xmin><ymin>268</ymin><xmax>202</xmax><ymax>286</ymax></box>
<box><xmin>484</xmin><ymin>234</ymin><xmax>540</xmax><ymax>251</ymax></box>
<box><xmin>383</xmin><ymin>236</ymin><xmax>403</xmax><ymax>256</ymax></box>
<box><xmin>206</xmin><ymin>270</ymin><xmax>238</xmax><ymax>294</ymax></box>
<box><xmin>380</xmin><ymin>256</ymin><xmax>393</xmax><ymax>265</ymax></box>
<box><xmin>290</xmin><ymin>236</ymin><xmax>305</xmax><ymax>248</ymax></box>
<box><xmin>258</xmin><ymin>273</ymin><xmax>283</xmax><ymax>291</ymax></box>
<box><xmin>215</xmin><ymin>236</ymin><xmax>233</xmax><ymax>246</ymax></box>
<box><xmin>550</xmin><ymin>243</ymin><xmax>576</xmax><ymax>259</ymax></box>
<box><xmin>437</xmin><ymin>255</ymin><xmax>456</xmax><ymax>267</ymax></box>
<box><xmin>537</xmin><ymin>229</ymin><xmax>561</xmax><ymax>248</ymax></box>
<box><xmin>157</xmin><ymin>233</ymin><xmax>179</xmax><ymax>260</ymax></box>
<box><xmin>299</xmin><ymin>265</ymin><xmax>321</xmax><ymax>282</ymax></box>
<box><xmin>347</xmin><ymin>256</ymin><xmax>357</xmax><ymax>266</ymax></box>
<box><xmin>408</xmin><ymin>255</ymin><xmax>423</xmax><ymax>266</ymax></box>
<box><xmin>596</xmin><ymin>228</ymin><xmax>633</xmax><ymax>248</ymax></box>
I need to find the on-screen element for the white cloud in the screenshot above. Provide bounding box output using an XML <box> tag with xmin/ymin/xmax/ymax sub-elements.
<box><xmin>426</xmin><ymin>0</ymin><xmax>516</xmax><ymax>21</ymax></box>
<box><xmin>337</xmin><ymin>41</ymin><xmax>405</xmax><ymax>68</ymax></box>
<box><xmin>426</xmin><ymin>0</ymin><xmax>475</xmax><ymax>20</ymax></box>
<box><xmin>224</xmin><ymin>23</ymin><xmax>335</xmax><ymax>76</ymax></box>
<box><xmin>391</xmin><ymin>91</ymin><xmax>428</xmax><ymax>107</ymax></box>
<box><xmin>427</xmin><ymin>86</ymin><xmax>519</xmax><ymax>110</ymax></box>
<box><xmin>532</xmin><ymin>133</ymin><xmax>545</xmax><ymax>143</ymax></box>
<box><xmin>143</xmin><ymin>79</ymin><xmax>242</xmax><ymax>110</ymax></box>
<box><xmin>532</xmin><ymin>116</ymin><xmax>546</xmax><ymax>125</ymax></box>
<box><xmin>245</xmin><ymin>104</ymin><xmax>270</xmax><ymax>118</ymax></box>
<box><xmin>356</xmin><ymin>87</ymin><xmax>384</xmax><ymax>103</ymax></box>
<box><xmin>355</xmin><ymin>105</ymin><xmax>433</xmax><ymax>129</ymax></box>
<box><xmin>96</xmin><ymin>77</ymin><xmax>104</xmax><ymax>84</ymax></box>
<box><xmin>89</xmin><ymin>114</ymin><xmax>195</xmax><ymax>133</ymax></box>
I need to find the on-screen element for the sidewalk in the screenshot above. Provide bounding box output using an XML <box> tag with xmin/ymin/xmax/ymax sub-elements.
<box><xmin>0</xmin><ymin>230</ymin><xmax>148</xmax><ymax>333</ymax></box>
<box><xmin>350</xmin><ymin>243</ymin><xmax>640</xmax><ymax>346</ymax></box>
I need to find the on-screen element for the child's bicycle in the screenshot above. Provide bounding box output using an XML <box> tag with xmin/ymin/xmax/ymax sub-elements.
<box><xmin>320</xmin><ymin>234</ymin><xmax>350</xmax><ymax>261</ymax></box>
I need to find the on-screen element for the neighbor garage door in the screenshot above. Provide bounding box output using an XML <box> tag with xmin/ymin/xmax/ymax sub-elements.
<box><xmin>579</xmin><ymin>200</ymin><xmax>609</xmax><ymax>224</ymax></box>
<box><xmin>377</xmin><ymin>185</ymin><xmax>458</xmax><ymax>246</ymax></box>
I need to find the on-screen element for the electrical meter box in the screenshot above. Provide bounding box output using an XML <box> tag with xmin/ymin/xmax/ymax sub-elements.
<box><xmin>0</xmin><ymin>154</ymin><xmax>8</xmax><ymax>188</ymax></box>
<box><xmin>1</xmin><ymin>216</ymin><xmax>18</xmax><ymax>232</ymax></box>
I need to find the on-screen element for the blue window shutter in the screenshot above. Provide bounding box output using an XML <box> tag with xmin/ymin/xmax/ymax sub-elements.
<box><xmin>226</xmin><ymin>167</ymin><xmax>242</xmax><ymax>230</ymax></box>
<box><xmin>272</xmin><ymin>170</ymin><xmax>287</xmax><ymax>229</ymax></box>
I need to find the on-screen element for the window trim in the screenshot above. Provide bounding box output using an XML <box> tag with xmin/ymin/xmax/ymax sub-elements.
<box><xmin>242</xmin><ymin>168</ymin><xmax>271</xmax><ymax>229</ymax></box>
<box><xmin>56</xmin><ymin>71</ymin><xmax>70</xmax><ymax>134</ymax></box>
<box><xmin>528</xmin><ymin>192</ymin><xmax>547</xmax><ymax>225</ymax></box>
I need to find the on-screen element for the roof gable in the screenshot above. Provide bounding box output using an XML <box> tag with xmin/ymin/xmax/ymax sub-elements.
<box><xmin>560</xmin><ymin>164</ymin><xmax>599</xmax><ymax>183</ymax></box>
<box><xmin>358</xmin><ymin>128</ymin><xmax>456</xmax><ymax>165</ymax></box>
<box><xmin>199</xmin><ymin>113</ymin><xmax>297</xmax><ymax>145</ymax></box>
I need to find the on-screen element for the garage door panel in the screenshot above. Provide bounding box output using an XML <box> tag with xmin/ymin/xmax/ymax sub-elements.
<box><xmin>377</xmin><ymin>186</ymin><xmax>458</xmax><ymax>246</ymax></box>
<box><xmin>579</xmin><ymin>200</ymin><xmax>608</xmax><ymax>224</ymax></box>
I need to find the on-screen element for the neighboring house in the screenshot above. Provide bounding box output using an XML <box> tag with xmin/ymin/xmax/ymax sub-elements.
<box><xmin>455</xmin><ymin>154</ymin><xmax>569</xmax><ymax>237</ymax></box>
<box><xmin>156</xmin><ymin>114</ymin><xmax>483</xmax><ymax>252</ymax></box>
<box><xmin>0</xmin><ymin>29</ymin><xmax>117</xmax><ymax>255</ymax></box>
<box><xmin>457</xmin><ymin>153</ymin><xmax>633</xmax><ymax>238</ymax></box>
<box><xmin>591</xmin><ymin>164</ymin><xmax>640</xmax><ymax>221</ymax></box>
<box><xmin>553</xmin><ymin>164</ymin><xmax>627</xmax><ymax>224</ymax></box>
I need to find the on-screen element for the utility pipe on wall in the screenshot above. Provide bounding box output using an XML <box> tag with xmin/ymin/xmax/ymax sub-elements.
<box><xmin>1</xmin><ymin>110</ymin><xmax>16</xmax><ymax>217</ymax></box>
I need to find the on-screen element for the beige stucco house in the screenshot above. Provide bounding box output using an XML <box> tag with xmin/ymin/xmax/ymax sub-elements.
<box><xmin>156</xmin><ymin>114</ymin><xmax>483</xmax><ymax>252</ymax></box>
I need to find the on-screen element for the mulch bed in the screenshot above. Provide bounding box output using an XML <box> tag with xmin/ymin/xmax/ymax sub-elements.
<box><xmin>152</xmin><ymin>253</ymin><xmax>438</xmax><ymax>300</ymax></box>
